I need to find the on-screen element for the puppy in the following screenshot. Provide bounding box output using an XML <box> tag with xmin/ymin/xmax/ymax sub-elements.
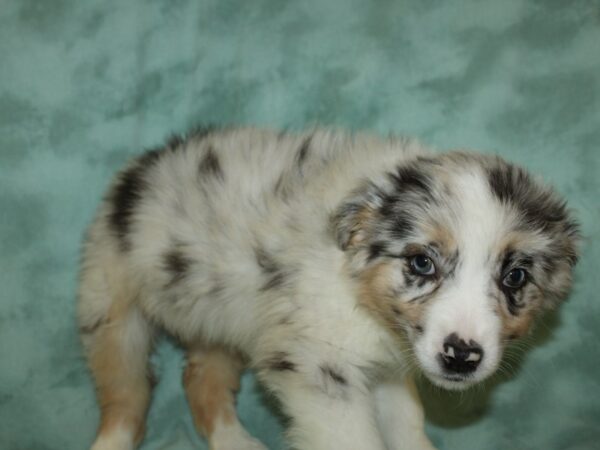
<box><xmin>78</xmin><ymin>128</ymin><xmax>579</xmax><ymax>450</ymax></box>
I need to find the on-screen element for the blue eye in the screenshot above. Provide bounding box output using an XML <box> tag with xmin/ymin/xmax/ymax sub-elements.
<box><xmin>410</xmin><ymin>254</ymin><xmax>436</xmax><ymax>276</ymax></box>
<box><xmin>503</xmin><ymin>268</ymin><xmax>527</xmax><ymax>289</ymax></box>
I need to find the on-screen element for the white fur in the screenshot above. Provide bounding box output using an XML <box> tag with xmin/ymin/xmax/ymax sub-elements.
<box><xmin>413</xmin><ymin>169</ymin><xmax>506</xmax><ymax>389</ymax></box>
<box><xmin>210</xmin><ymin>417</ymin><xmax>267</xmax><ymax>450</ymax></box>
<box><xmin>90</xmin><ymin>426</ymin><xmax>134</xmax><ymax>450</ymax></box>
<box><xmin>375</xmin><ymin>379</ymin><xmax>436</xmax><ymax>450</ymax></box>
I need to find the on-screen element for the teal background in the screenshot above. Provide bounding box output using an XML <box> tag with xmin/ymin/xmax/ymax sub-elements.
<box><xmin>1</xmin><ymin>1</ymin><xmax>599</xmax><ymax>449</ymax></box>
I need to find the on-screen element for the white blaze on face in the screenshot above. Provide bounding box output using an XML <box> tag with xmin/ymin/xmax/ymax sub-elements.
<box><xmin>415</xmin><ymin>168</ymin><xmax>513</xmax><ymax>389</ymax></box>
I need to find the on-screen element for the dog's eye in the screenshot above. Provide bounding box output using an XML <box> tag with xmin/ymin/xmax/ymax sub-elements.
<box><xmin>503</xmin><ymin>268</ymin><xmax>527</xmax><ymax>289</ymax></box>
<box><xmin>409</xmin><ymin>254</ymin><xmax>436</xmax><ymax>276</ymax></box>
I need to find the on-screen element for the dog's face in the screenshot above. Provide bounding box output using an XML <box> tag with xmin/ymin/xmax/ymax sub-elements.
<box><xmin>333</xmin><ymin>152</ymin><xmax>579</xmax><ymax>390</ymax></box>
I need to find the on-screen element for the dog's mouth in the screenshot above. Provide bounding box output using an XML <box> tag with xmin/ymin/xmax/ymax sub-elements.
<box><xmin>441</xmin><ymin>374</ymin><xmax>469</xmax><ymax>382</ymax></box>
<box><xmin>422</xmin><ymin>370</ymin><xmax>478</xmax><ymax>391</ymax></box>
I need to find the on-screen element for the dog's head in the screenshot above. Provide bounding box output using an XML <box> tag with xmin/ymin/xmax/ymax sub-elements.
<box><xmin>333</xmin><ymin>152</ymin><xmax>579</xmax><ymax>390</ymax></box>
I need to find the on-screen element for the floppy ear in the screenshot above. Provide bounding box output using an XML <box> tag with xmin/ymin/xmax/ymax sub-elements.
<box><xmin>543</xmin><ymin>210</ymin><xmax>581</xmax><ymax>306</ymax></box>
<box><xmin>485</xmin><ymin>157</ymin><xmax>581</xmax><ymax>306</ymax></box>
<box><xmin>330</xmin><ymin>182</ymin><xmax>385</xmax><ymax>251</ymax></box>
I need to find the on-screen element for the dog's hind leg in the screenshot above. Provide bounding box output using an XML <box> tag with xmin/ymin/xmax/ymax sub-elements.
<box><xmin>79</xmin><ymin>257</ymin><xmax>154</xmax><ymax>450</ymax></box>
<box><xmin>183</xmin><ymin>344</ymin><xmax>267</xmax><ymax>450</ymax></box>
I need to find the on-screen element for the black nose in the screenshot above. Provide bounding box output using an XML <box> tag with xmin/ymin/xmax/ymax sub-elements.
<box><xmin>440</xmin><ymin>333</ymin><xmax>483</xmax><ymax>375</ymax></box>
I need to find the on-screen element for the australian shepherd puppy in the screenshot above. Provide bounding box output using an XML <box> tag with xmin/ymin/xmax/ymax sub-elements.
<box><xmin>78</xmin><ymin>128</ymin><xmax>579</xmax><ymax>450</ymax></box>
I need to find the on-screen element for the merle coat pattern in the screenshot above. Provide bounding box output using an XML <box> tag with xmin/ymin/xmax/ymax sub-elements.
<box><xmin>79</xmin><ymin>128</ymin><xmax>578</xmax><ymax>450</ymax></box>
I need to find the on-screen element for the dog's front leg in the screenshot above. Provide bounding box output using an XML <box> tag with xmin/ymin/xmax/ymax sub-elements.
<box><xmin>374</xmin><ymin>377</ymin><xmax>436</xmax><ymax>450</ymax></box>
<box><xmin>267</xmin><ymin>375</ymin><xmax>387</xmax><ymax>450</ymax></box>
<box><xmin>283</xmin><ymin>386</ymin><xmax>386</xmax><ymax>450</ymax></box>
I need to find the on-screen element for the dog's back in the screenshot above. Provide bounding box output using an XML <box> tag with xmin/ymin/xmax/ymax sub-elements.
<box><xmin>78</xmin><ymin>128</ymin><xmax>422</xmax><ymax>351</ymax></box>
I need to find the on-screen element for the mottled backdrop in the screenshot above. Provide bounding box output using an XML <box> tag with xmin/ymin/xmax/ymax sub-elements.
<box><xmin>1</xmin><ymin>1</ymin><xmax>599</xmax><ymax>449</ymax></box>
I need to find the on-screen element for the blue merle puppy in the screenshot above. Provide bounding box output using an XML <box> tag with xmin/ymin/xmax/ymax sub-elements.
<box><xmin>78</xmin><ymin>128</ymin><xmax>579</xmax><ymax>450</ymax></box>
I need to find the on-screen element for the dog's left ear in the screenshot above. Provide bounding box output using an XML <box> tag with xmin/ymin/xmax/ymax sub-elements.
<box><xmin>330</xmin><ymin>182</ymin><xmax>385</xmax><ymax>251</ymax></box>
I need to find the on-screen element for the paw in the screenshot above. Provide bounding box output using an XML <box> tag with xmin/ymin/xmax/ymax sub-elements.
<box><xmin>210</xmin><ymin>423</ymin><xmax>267</xmax><ymax>450</ymax></box>
<box><xmin>90</xmin><ymin>427</ymin><xmax>134</xmax><ymax>450</ymax></box>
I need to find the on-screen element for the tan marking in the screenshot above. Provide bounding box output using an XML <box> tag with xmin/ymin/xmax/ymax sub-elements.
<box><xmin>426</xmin><ymin>221</ymin><xmax>457</xmax><ymax>253</ymax></box>
<box><xmin>493</xmin><ymin>231</ymin><xmax>546</xmax><ymax>261</ymax></box>
<box><xmin>498</xmin><ymin>308</ymin><xmax>535</xmax><ymax>340</ymax></box>
<box><xmin>494</xmin><ymin>290</ymin><xmax>542</xmax><ymax>340</ymax></box>
<box><xmin>183</xmin><ymin>345</ymin><xmax>244</xmax><ymax>437</ymax></box>
<box><xmin>88</xmin><ymin>297</ymin><xmax>152</xmax><ymax>446</ymax></box>
<box><xmin>492</xmin><ymin>239</ymin><xmax>550</xmax><ymax>340</ymax></box>
<box><xmin>96</xmin><ymin>387</ymin><xmax>149</xmax><ymax>445</ymax></box>
<box><xmin>347</xmin><ymin>205</ymin><xmax>377</xmax><ymax>248</ymax></box>
<box><xmin>357</xmin><ymin>261</ymin><xmax>426</xmax><ymax>333</ymax></box>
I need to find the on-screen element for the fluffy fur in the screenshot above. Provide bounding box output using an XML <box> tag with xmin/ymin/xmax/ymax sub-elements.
<box><xmin>78</xmin><ymin>127</ymin><xmax>579</xmax><ymax>450</ymax></box>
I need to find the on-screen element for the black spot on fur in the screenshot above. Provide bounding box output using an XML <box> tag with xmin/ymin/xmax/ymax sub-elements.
<box><xmin>321</xmin><ymin>365</ymin><xmax>348</xmax><ymax>386</ymax></box>
<box><xmin>166</xmin><ymin>134</ymin><xmax>184</xmax><ymax>150</ymax></box>
<box><xmin>272</xmin><ymin>135</ymin><xmax>312</xmax><ymax>200</ymax></box>
<box><xmin>296</xmin><ymin>136</ymin><xmax>311</xmax><ymax>169</ymax></box>
<box><xmin>255</xmin><ymin>246</ymin><xmax>288</xmax><ymax>291</ymax></box>
<box><xmin>377</xmin><ymin>164</ymin><xmax>438</xmax><ymax>241</ymax></box>
<box><xmin>488</xmin><ymin>164</ymin><xmax>525</xmax><ymax>204</ymax></box>
<box><xmin>198</xmin><ymin>147</ymin><xmax>224</xmax><ymax>180</ymax></box>
<box><xmin>163</xmin><ymin>249</ymin><xmax>192</xmax><ymax>288</ymax></box>
<box><xmin>191</xmin><ymin>125</ymin><xmax>217</xmax><ymax>140</ymax></box>
<box><xmin>379</xmin><ymin>194</ymin><xmax>415</xmax><ymax>240</ymax></box>
<box><xmin>388</xmin><ymin>165</ymin><xmax>433</xmax><ymax>199</ymax></box>
<box><xmin>367</xmin><ymin>241</ymin><xmax>388</xmax><ymax>262</ymax></box>
<box><xmin>108</xmin><ymin>149</ymin><xmax>162</xmax><ymax>251</ymax></box>
<box><xmin>390</xmin><ymin>215</ymin><xmax>415</xmax><ymax>240</ymax></box>
<box><xmin>108</xmin><ymin>129</ymin><xmax>222</xmax><ymax>251</ymax></box>
<box><xmin>255</xmin><ymin>247</ymin><xmax>280</xmax><ymax>274</ymax></box>
<box><xmin>267</xmin><ymin>352</ymin><xmax>296</xmax><ymax>372</ymax></box>
<box><xmin>487</xmin><ymin>163</ymin><xmax>569</xmax><ymax>233</ymax></box>
<box><xmin>261</xmin><ymin>272</ymin><xmax>287</xmax><ymax>291</ymax></box>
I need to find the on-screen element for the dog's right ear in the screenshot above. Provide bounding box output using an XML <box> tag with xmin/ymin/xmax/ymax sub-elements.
<box><xmin>330</xmin><ymin>182</ymin><xmax>385</xmax><ymax>251</ymax></box>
